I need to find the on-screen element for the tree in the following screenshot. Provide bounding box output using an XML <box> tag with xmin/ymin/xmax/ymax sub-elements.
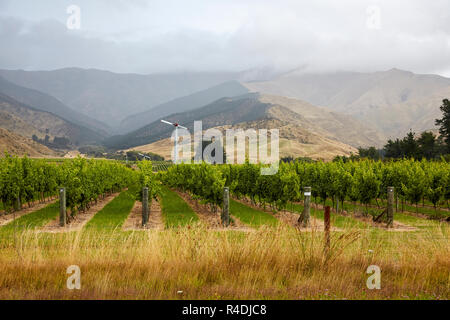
<box><xmin>384</xmin><ymin>139</ymin><xmax>403</xmax><ymax>159</ymax></box>
<box><xmin>435</xmin><ymin>99</ymin><xmax>450</xmax><ymax>153</ymax></box>
<box><xmin>402</xmin><ymin>130</ymin><xmax>419</xmax><ymax>158</ymax></box>
<box><xmin>358</xmin><ymin>147</ymin><xmax>381</xmax><ymax>160</ymax></box>
<box><xmin>417</xmin><ymin>131</ymin><xmax>437</xmax><ymax>159</ymax></box>
<box><xmin>53</xmin><ymin>136</ymin><xmax>71</xmax><ymax>149</ymax></box>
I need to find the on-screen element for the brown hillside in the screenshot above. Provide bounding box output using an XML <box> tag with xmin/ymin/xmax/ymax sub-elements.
<box><xmin>0</xmin><ymin>128</ymin><xmax>58</xmax><ymax>157</ymax></box>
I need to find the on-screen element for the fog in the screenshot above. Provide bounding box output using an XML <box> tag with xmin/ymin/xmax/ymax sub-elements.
<box><xmin>1</xmin><ymin>0</ymin><xmax>449</xmax><ymax>76</ymax></box>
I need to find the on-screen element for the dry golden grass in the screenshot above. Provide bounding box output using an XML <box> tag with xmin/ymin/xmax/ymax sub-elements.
<box><xmin>0</xmin><ymin>223</ymin><xmax>448</xmax><ymax>300</ymax></box>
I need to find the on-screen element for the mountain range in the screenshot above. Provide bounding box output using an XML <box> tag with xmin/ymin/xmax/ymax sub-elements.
<box><xmin>105</xmin><ymin>93</ymin><xmax>385</xmax><ymax>160</ymax></box>
<box><xmin>0</xmin><ymin>67</ymin><xmax>448</xmax><ymax>159</ymax></box>
<box><xmin>244</xmin><ymin>68</ymin><xmax>450</xmax><ymax>139</ymax></box>
<box><xmin>0</xmin><ymin>68</ymin><xmax>242</xmax><ymax>129</ymax></box>
<box><xmin>0</xmin><ymin>92</ymin><xmax>104</xmax><ymax>146</ymax></box>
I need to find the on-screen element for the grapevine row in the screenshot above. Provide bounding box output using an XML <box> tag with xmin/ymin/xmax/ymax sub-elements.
<box><xmin>0</xmin><ymin>154</ymin><xmax>137</xmax><ymax>218</ymax></box>
<box><xmin>162</xmin><ymin>159</ymin><xmax>450</xmax><ymax>216</ymax></box>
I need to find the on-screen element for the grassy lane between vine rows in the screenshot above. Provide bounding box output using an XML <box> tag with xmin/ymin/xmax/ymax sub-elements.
<box><xmin>374</xmin><ymin>198</ymin><xmax>450</xmax><ymax>218</ymax></box>
<box><xmin>83</xmin><ymin>190</ymin><xmax>136</xmax><ymax>231</ymax></box>
<box><xmin>230</xmin><ymin>200</ymin><xmax>279</xmax><ymax>227</ymax></box>
<box><xmin>318</xmin><ymin>197</ymin><xmax>449</xmax><ymax>219</ymax></box>
<box><xmin>289</xmin><ymin>203</ymin><xmax>369</xmax><ymax>229</ymax></box>
<box><xmin>159</xmin><ymin>186</ymin><xmax>199</xmax><ymax>228</ymax></box>
<box><xmin>0</xmin><ymin>202</ymin><xmax>59</xmax><ymax>235</ymax></box>
<box><xmin>312</xmin><ymin>199</ymin><xmax>442</xmax><ymax>229</ymax></box>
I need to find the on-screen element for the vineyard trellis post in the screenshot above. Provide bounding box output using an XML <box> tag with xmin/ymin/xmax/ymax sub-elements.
<box><xmin>222</xmin><ymin>187</ymin><xmax>230</xmax><ymax>227</ymax></box>
<box><xmin>15</xmin><ymin>197</ymin><xmax>21</xmax><ymax>211</ymax></box>
<box><xmin>387</xmin><ymin>187</ymin><xmax>394</xmax><ymax>228</ymax></box>
<box><xmin>142</xmin><ymin>187</ymin><xmax>149</xmax><ymax>226</ymax></box>
<box><xmin>59</xmin><ymin>187</ymin><xmax>66</xmax><ymax>227</ymax></box>
<box><xmin>324</xmin><ymin>206</ymin><xmax>331</xmax><ymax>253</ymax></box>
<box><xmin>298</xmin><ymin>186</ymin><xmax>311</xmax><ymax>227</ymax></box>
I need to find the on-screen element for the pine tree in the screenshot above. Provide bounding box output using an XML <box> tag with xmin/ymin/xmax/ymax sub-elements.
<box><xmin>435</xmin><ymin>99</ymin><xmax>450</xmax><ymax>153</ymax></box>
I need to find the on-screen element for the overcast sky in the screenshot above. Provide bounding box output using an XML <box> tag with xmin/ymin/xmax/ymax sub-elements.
<box><xmin>1</xmin><ymin>0</ymin><xmax>449</xmax><ymax>76</ymax></box>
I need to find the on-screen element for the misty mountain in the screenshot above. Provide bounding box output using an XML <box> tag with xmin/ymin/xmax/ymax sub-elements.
<box><xmin>244</xmin><ymin>68</ymin><xmax>450</xmax><ymax>139</ymax></box>
<box><xmin>0</xmin><ymin>76</ymin><xmax>110</xmax><ymax>136</ymax></box>
<box><xmin>120</xmin><ymin>81</ymin><xmax>249</xmax><ymax>132</ymax></box>
<box><xmin>0</xmin><ymin>92</ymin><xmax>105</xmax><ymax>146</ymax></box>
<box><xmin>105</xmin><ymin>93</ymin><xmax>267</xmax><ymax>149</ymax></box>
<box><xmin>104</xmin><ymin>93</ymin><xmax>384</xmax><ymax>161</ymax></box>
<box><xmin>0</xmin><ymin>68</ymin><xmax>241</xmax><ymax>127</ymax></box>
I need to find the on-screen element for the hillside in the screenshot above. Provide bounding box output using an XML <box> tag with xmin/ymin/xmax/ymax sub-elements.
<box><xmin>0</xmin><ymin>128</ymin><xmax>58</xmax><ymax>157</ymax></box>
<box><xmin>0</xmin><ymin>76</ymin><xmax>109</xmax><ymax>136</ymax></box>
<box><xmin>244</xmin><ymin>69</ymin><xmax>450</xmax><ymax>139</ymax></box>
<box><xmin>106</xmin><ymin>93</ymin><xmax>384</xmax><ymax>160</ymax></box>
<box><xmin>0</xmin><ymin>68</ymin><xmax>241</xmax><ymax>127</ymax></box>
<box><xmin>0</xmin><ymin>93</ymin><xmax>105</xmax><ymax>146</ymax></box>
<box><xmin>120</xmin><ymin>81</ymin><xmax>249</xmax><ymax>132</ymax></box>
<box><xmin>127</xmin><ymin>121</ymin><xmax>357</xmax><ymax>161</ymax></box>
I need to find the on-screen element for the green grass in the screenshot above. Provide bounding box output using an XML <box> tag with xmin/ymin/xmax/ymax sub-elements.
<box><xmin>394</xmin><ymin>202</ymin><xmax>449</xmax><ymax>218</ymax></box>
<box><xmin>392</xmin><ymin>212</ymin><xmax>441</xmax><ymax>229</ymax></box>
<box><xmin>160</xmin><ymin>186</ymin><xmax>199</xmax><ymax>228</ymax></box>
<box><xmin>230</xmin><ymin>200</ymin><xmax>279</xmax><ymax>227</ymax></box>
<box><xmin>311</xmin><ymin>197</ymin><xmax>443</xmax><ymax>221</ymax></box>
<box><xmin>289</xmin><ymin>202</ymin><xmax>368</xmax><ymax>229</ymax></box>
<box><xmin>290</xmin><ymin>200</ymin><xmax>440</xmax><ymax>230</ymax></box>
<box><xmin>0</xmin><ymin>202</ymin><xmax>59</xmax><ymax>234</ymax></box>
<box><xmin>348</xmin><ymin>197</ymin><xmax>449</xmax><ymax>219</ymax></box>
<box><xmin>84</xmin><ymin>191</ymin><xmax>136</xmax><ymax>231</ymax></box>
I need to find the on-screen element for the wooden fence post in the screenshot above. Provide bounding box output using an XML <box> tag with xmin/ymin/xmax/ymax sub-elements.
<box><xmin>142</xmin><ymin>187</ymin><xmax>149</xmax><ymax>226</ymax></box>
<box><xmin>222</xmin><ymin>187</ymin><xmax>230</xmax><ymax>227</ymax></box>
<box><xmin>59</xmin><ymin>187</ymin><xmax>66</xmax><ymax>227</ymax></box>
<box><xmin>324</xmin><ymin>206</ymin><xmax>331</xmax><ymax>253</ymax></box>
<box><xmin>298</xmin><ymin>186</ymin><xmax>311</xmax><ymax>226</ymax></box>
<box><xmin>15</xmin><ymin>196</ymin><xmax>21</xmax><ymax>211</ymax></box>
<box><xmin>387</xmin><ymin>187</ymin><xmax>394</xmax><ymax>228</ymax></box>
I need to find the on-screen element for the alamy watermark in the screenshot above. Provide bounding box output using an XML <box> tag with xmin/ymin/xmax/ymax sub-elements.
<box><xmin>366</xmin><ymin>265</ymin><xmax>381</xmax><ymax>289</ymax></box>
<box><xmin>66</xmin><ymin>5</ymin><xmax>81</xmax><ymax>30</ymax></box>
<box><xmin>67</xmin><ymin>265</ymin><xmax>81</xmax><ymax>290</ymax></box>
<box><xmin>167</xmin><ymin>121</ymin><xmax>279</xmax><ymax>175</ymax></box>
<box><xmin>366</xmin><ymin>5</ymin><xmax>381</xmax><ymax>30</ymax></box>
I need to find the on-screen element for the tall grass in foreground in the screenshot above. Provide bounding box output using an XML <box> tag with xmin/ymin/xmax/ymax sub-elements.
<box><xmin>0</xmin><ymin>223</ymin><xmax>447</xmax><ymax>300</ymax></box>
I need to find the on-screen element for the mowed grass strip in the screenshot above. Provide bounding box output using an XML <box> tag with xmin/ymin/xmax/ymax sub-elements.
<box><xmin>0</xmin><ymin>202</ymin><xmax>59</xmax><ymax>233</ymax></box>
<box><xmin>84</xmin><ymin>191</ymin><xmax>135</xmax><ymax>231</ymax></box>
<box><xmin>230</xmin><ymin>200</ymin><xmax>278</xmax><ymax>227</ymax></box>
<box><xmin>160</xmin><ymin>186</ymin><xmax>199</xmax><ymax>228</ymax></box>
<box><xmin>317</xmin><ymin>198</ymin><xmax>439</xmax><ymax>229</ymax></box>
<box><xmin>290</xmin><ymin>203</ymin><xmax>368</xmax><ymax>229</ymax></box>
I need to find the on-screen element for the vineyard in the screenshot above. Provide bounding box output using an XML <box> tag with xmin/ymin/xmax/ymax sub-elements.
<box><xmin>164</xmin><ymin>159</ymin><xmax>450</xmax><ymax>220</ymax></box>
<box><xmin>0</xmin><ymin>155</ymin><xmax>448</xmax><ymax>299</ymax></box>
<box><xmin>0</xmin><ymin>154</ymin><xmax>136</xmax><ymax>220</ymax></box>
